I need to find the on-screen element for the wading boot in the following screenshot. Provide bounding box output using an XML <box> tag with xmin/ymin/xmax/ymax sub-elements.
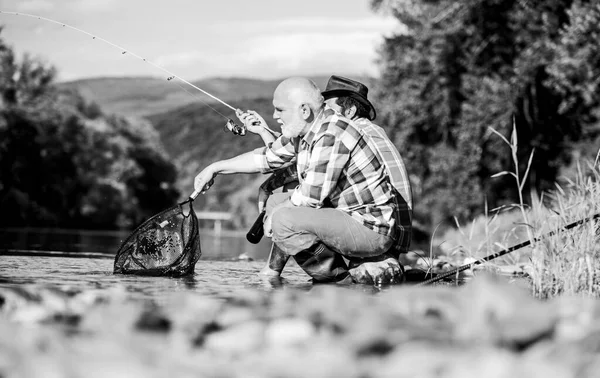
<box><xmin>348</xmin><ymin>253</ymin><xmax>406</xmax><ymax>285</ymax></box>
<box><xmin>293</xmin><ymin>243</ymin><xmax>349</xmax><ymax>283</ymax></box>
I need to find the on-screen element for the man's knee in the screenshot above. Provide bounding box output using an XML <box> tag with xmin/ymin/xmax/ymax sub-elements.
<box><xmin>266</xmin><ymin>192</ymin><xmax>291</xmax><ymax>213</ymax></box>
<box><xmin>271</xmin><ymin>207</ymin><xmax>296</xmax><ymax>238</ymax></box>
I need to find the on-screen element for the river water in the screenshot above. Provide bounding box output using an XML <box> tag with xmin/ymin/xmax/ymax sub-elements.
<box><xmin>0</xmin><ymin>228</ymin><xmax>316</xmax><ymax>303</ymax></box>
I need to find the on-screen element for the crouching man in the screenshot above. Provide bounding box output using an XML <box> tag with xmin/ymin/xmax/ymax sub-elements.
<box><xmin>195</xmin><ymin>77</ymin><xmax>408</xmax><ymax>284</ymax></box>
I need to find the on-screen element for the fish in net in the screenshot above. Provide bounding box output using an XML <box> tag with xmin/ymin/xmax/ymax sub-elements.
<box><xmin>113</xmin><ymin>198</ymin><xmax>201</xmax><ymax>277</ymax></box>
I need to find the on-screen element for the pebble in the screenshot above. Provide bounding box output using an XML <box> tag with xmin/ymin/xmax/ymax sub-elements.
<box><xmin>2</xmin><ymin>274</ymin><xmax>600</xmax><ymax>377</ymax></box>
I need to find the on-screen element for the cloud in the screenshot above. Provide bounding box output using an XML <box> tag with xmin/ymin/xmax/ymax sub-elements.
<box><xmin>7</xmin><ymin>0</ymin><xmax>117</xmax><ymax>14</ymax></box>
<box><xmin>211</xmin><ymin>17</ymin><xmax>405</xmax><ymax>37</ymax></box>
<box><xmin>184</xmin><ymin>16</ymin><xmax>405</xmax><ymax>78</ymax></box>
<box><xmin>32</xmin><ymin>25</ymin><xmax>46</xmax><ymax>34</ymax></box>
<box><xmin>237</xmin><ymin>30</ymin><xmax>385</xmax><ymax>74</ymax></box>
<box><xmin>24</xmin><ymin>10</ymin><xmax>402</xmax><ymax>81</ymax></box>
<box><xmin>153</xmin><ymin>28</ymin><xmax>387</xmax><ymax>80</ymax></box>
<box><xmin>13</xmin><ymin>0</ymin><xmax>56</xmax><ymax>12</ymax></box>
<box><xmin>154</xmin><ymin>51</ymin><xmax>210</xmax><ymax>68</ymax></box>
<box><xmin>68</xmin><ymin>0</ymin><xmax>120</xmax><ymax>13</ymax></box>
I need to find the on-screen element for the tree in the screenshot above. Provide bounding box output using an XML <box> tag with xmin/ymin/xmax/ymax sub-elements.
<box><xmin>0</xmin><ymin>30</ymin><xmax>179</xmax><ymax>229</ymax></box>
<box><xmin>370</xmin><ymin>0</ymin><xmax>600</xmax><ymax>231</ymax></box>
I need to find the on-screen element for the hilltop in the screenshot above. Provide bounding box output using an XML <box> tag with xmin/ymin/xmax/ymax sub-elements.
<box><xmin>58</xmin><ymin>75</ymin><xmax>337</xmax><ymax>118</ymax></box>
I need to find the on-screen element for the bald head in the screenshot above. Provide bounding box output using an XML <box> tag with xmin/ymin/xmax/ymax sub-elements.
<box><xmin>272</xmin><ymin>77</ymin><xmax>325</xmax><ymax>138</ymax></box>
<box><xmin>274</xmin><ymin>77</ymin><xmax>324</xmax><ymax>112</ymax></box>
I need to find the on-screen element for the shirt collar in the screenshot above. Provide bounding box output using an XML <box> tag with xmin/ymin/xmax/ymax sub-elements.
<box><xmin>299</xmin><ymin>107</ymin><xmax>329</xmax><ymax>147</ymax></box>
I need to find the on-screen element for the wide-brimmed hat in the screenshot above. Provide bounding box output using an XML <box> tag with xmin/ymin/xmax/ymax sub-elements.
<box><xmin>321</xmin><ymin>75</ymin><xmax>376</xmax><ymax>120</ymax></box>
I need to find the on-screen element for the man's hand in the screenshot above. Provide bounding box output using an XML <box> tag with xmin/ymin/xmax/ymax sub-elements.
<box><xmin>349</xmin><ymin>258</ymin><xmax>404</xmax><ymax>285</ymax></box>
<box><xmin>194</xmin><ymin>165</ymin><xmax>217</xmax><ymax>194</ymax></box>
<box><xmin>236</xmin><ymin>109</ymin><xmax>269</xmax><ymax>135</ymax></box>
<box><xmin>257</xmin><ymin>186</ymin><xmax>270</xmax><ymax>213</ymax></box>
<box><xmin>264</xmin><ymin>212</ymin><xmax>274</xmax><ymax>238</ymax></box>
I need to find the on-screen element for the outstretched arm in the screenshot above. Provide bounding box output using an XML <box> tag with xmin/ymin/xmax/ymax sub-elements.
<box><xmin>194</xmin><ymin>151</ymin><xmax>260</xmax><ymax>194</ymax></box>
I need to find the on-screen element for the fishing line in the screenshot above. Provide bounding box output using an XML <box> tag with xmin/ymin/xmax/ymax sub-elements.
<box><xmin>0</xmin><ymin>10</ymin><xmax>237</xmax><ymax>120</ymax></box>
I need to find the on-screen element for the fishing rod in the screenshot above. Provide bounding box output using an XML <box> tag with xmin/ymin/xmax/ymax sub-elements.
<box><xmin>0</xmin><ymin>10</ymin><xmax>249</xmax><ymax>135</ymax></box>
<box><xmin>418</xmin><ymin>212</ymin><xmax>600</xmax><ymax>286</ymax></box>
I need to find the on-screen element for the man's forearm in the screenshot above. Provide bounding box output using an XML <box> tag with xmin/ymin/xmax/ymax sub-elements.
<box><xmin>258</xmin><ymin>129</ymin><xmax>278</xmax><ymax>146</ymax></box>
<box><xmin>213</xmin><ymin>151</ymin><xmax>261</xmax><ymax>175</ymax></box>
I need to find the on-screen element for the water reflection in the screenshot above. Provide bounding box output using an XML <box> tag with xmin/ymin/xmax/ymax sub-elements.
<box><xmin>0</xmin><ymin>228</ymin><xmax>306</xmax><ymax>301</ymax></box>
<box><xmin>0</xmin><ymin>255</ymin><xmax>314</xmax><ymax>300</ymax></box>
<box><xmin>0</xmin><ymin>228</ymin><xmax>416</xmax><ymax>302</ymax></box>
<box><xmin>0</xmin><ymin>227</ymin><xmax>274</xmax><ymax>261</ymax></box>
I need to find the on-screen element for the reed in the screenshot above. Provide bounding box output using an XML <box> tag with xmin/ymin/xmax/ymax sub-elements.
<box><xmin>485</xmin><ymin>123</ymin><xmax>600</xmax><ymax>298</ymax></box>
<box><xmin>488</xmin><ymin>119</ymin><xmax>536</xmax><ymax>243</ymax></box>
<box><xmin>528</xmin><ymin>159</ymin><xmax>600</xmax><ymax>298</ymax></box>
<box><xmin>439</xmin><ymin>121</ymin><xmax>535</xmax><ymax>269</ymax></box>
<box><xmin>437</xmin><ymin>121</ymin><xmax>600</xmax><ymax>298</ymax></box>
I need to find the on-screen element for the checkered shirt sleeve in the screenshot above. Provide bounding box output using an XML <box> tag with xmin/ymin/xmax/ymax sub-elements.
<box><xmin>252</xmin><ymin>136</ymin><xmax>297</xmax><ymax>173</ymax></box>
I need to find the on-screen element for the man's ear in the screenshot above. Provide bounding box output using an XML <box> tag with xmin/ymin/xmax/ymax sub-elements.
<box><xmin>300</xmin><ymin>103</ymin><xmax>312</xmax><ymax>120</ymax></box>
<box><xmin>344</xmin><ymin>105</ymin><xmax>357</xmax><ymax>119</ymax></box>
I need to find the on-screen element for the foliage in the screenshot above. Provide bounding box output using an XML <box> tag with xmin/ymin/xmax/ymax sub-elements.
<box><xmin>371</xmin><ymin>0</ymin><xmax>600</xmax><ymax>231</ymax></box>
<box><xmin>0</xmin><ymin>31</ymin><xmax>179</xmax><ymax>229</ymax></box>
<box><xmin>441</xmin><ymin>155</ymin><xmax>600</xmax><ymax>298</ymax></box>
<box><xmin>529</xmin><ymin>158</ymin><xmax>600</xmax><ymax>298</ymax></box>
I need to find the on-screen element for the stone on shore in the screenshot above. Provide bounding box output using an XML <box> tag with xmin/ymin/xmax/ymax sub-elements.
<box><xmin>2</xmin><ymin>274</ymin><xmax>600</xmax><ymax>377</ymax></box>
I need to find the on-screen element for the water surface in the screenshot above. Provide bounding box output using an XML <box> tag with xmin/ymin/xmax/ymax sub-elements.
<box><xmin>0</xmin><ymin>256</ymin><xmax>315</xmax><ymax>302</ymax></box>
<box><xmin>0</xmin><ymin>228</ymin><xmax>318</xmax><ymax>303</ymax></box>
<box><xmin>0</xmin><ymin>228</ymin><xmax>434</xmax><ymax>305</ymax></box>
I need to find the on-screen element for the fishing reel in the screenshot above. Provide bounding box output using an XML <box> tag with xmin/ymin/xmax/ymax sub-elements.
<box><xmin>225</xmin><ymin>119</ymin><xmax>246</xmax><ymax>136</ymax></box>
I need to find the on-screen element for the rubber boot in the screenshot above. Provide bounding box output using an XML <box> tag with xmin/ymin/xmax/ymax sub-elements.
<box><xmin>266</xmin><ymin>243</ymin><xmax>290</xmax><ymax>274</ymax></box>
<box><xmin>293</xmin><ymin>243</ymin><xmax>349</xmax><ymax>283</ymax></box>
<box><xmin>348</xmin><ymin>252</ymin><xmax>406</xmax><ymax>284</ymax></box>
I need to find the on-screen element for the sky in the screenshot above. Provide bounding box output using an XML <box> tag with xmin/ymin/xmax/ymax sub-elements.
<box><xmin>0</xmin><ymin>0</ymin><xmax>404</xmax><ymax>82</ymax></box>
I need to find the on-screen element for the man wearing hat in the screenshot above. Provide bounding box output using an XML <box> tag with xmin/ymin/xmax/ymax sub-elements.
<box><xmin>321</xmin><ymin>75</ymin><xmax>413</xmax><ymax>283</ymax></box>
<box><xmin>239</xmin><ymin>76</ymin><xmax>413</xmax><ymax>284</ymax></box>
<box><xmin>200</xmin><ymin>76</ymin><xmax>404</xmax><ymax>284</ymax></box>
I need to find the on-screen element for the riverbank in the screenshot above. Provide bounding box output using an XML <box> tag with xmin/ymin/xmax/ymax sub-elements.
<box><xmin>1</xmin><ymin>273</ymin><xmax>598</xmax><ymax>378</ymax></box>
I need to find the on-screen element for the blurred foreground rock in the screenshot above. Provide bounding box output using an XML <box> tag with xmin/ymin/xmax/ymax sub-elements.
<box><xmin>2</xmin><ymin>274</ymin><xmax>600</xmax><ymax>377</ymax></box>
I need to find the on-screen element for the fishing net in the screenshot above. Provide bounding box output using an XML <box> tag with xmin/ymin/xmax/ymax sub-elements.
<box><xmin>113</xmin><ymin>199</ymin><xmax>201</xmax><ymax>277</ymax></box>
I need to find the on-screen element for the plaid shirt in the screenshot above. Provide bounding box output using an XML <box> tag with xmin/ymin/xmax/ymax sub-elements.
<box><xmin>355</xmin><ymin>117</ymin><xmax>413</xmax><ymax>254</ymax></box>
<box><xmin>253</xmin><ymin>108</ymin><xmax>397</xmax><ymax>237</ymax></box>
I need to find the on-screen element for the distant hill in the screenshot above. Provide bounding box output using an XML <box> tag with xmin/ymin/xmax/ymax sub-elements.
<box><xmin>62</xmin><ymin>74</ymin><xmax>372</xmax><ymax>228</ymax></box>
<box><xmin>58</xmin><ymin>75</ymin><xmax>343</xmax><ymax>117</ymax></box>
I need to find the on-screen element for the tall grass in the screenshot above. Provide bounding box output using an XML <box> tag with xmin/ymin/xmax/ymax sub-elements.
<box><xmin>488</xmin><ymin>121</ymin><xmax>535</xmax><ymax>244</ymax></box>
<box><xmin>529</xmin><ymin>160</ymin><xmax>600</xmax><ymax>298</ymax></box>
<box><xmin>438</xmin><ymin>122</ymin><xmax>535</xmax><ymax>268</ymax></box>
<box><xmin>437</xmin><ymin>122</ymin><xmax>600</xmax><ymax>298</ymax></box>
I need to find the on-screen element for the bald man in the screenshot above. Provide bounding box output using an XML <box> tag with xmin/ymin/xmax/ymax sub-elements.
<box><xmin>194</xmin><ymin>77</ymin><xmax>402</xmax><ymax>284</ymax></box>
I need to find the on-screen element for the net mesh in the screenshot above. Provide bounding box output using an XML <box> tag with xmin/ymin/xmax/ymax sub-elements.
<box><xmin>113</xmin><ymin>199</ymin><xmax>201</xmax><ymax>277</ymax></box>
